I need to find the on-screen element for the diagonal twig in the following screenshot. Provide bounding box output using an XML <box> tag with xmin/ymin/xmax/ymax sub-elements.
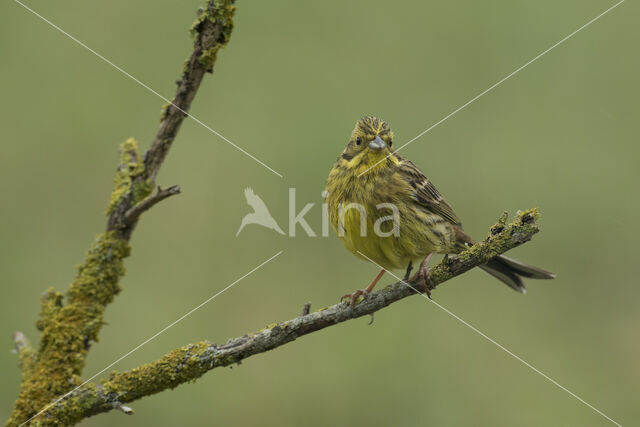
<box><xmin>123</xmin><ymin>185</ymin><xmax>181</xmax><ymax>224</ymax></box>
<box><xmin>34</xmin><ymin>209</ymin><xmax>542</xmax><ymax>423</ymax></box>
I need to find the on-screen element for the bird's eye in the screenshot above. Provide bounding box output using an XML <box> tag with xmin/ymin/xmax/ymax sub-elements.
<box><xmin>389</xmin><ymin>139</ymin><xmax>393</xmax><ymax>146</ymax></box>
<box><xmin>355</xmin><ymin>137</ymin><xmax>362</xmax><ymax>146</ymax></box>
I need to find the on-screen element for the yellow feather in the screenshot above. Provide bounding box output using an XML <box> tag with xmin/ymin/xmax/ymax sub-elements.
<box><xmin>327</xmin><ymin>116</ymin><xmax>555</xmax><ymax>296</ymax></box>
<box><xmin>325</xmin><ymin>117</ymin><xmax>458</xmax><ymax>271</ymax></box>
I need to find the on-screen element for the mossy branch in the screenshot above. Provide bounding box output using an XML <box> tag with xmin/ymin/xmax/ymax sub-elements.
<box><xmin>6</xmin><ymin>0</ymin><xmax>548</xmax><ymax>425</ymax></box>
<box><xmin>106</xmin><ymin>0</ymin><xmax>236</xmax><ymax>239</ymax></box>
<box><xmin>12</xmin><ymin>332</ymin><xmax>36</xmax><ymax>381</ymax></box>
<box><xmin>31</xmin><ymin>210</ymin><xmax>543</xmax><ymax>424</ymax></box>
<box><xmin>7</xmin><ymin>1</ymin><xmax>236</xmax><ymax>426</ymax></box>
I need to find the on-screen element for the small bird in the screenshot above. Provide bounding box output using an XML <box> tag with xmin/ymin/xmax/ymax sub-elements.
<box><xmin>236</xmin><ymin>187</ymin><xmax>285</xmax><ymax>236</ymax></box>
<box><xmin>325</xmin><ymin>116</ymin><xmax>555</xmax><ymax>307</ymax></box>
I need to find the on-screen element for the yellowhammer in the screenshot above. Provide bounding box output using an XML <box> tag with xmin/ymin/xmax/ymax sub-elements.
<box><xmin>325</xmin><ymin>116</ymin><xmax>555</xmax><ymax>307</ymax></box>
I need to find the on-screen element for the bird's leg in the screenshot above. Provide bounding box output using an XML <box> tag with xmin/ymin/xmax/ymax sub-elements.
<box><xmin>342</xmin><ymin>269</ymin><xmax>386</xmax><ymax>309</ymax></box>
<box><xmin>409</xmin><ymin>253</ymin><xmax>433</xmax><ymax>299</ymax></box>
<box><xmin>403</xmin><ymin>260</ymin><xmax>413</xmax><ymax>282</ymax></box>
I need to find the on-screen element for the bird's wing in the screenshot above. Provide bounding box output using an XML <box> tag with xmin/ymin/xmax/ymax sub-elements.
<box><xmin>244</xmin><ymin>187</ymin><xmax>270</xmax><ymax>212</ymax></box>
<box><xmin>395</xmin><ymin>156</ymin><xmax>462</xmax><ymax>227</ymax></box>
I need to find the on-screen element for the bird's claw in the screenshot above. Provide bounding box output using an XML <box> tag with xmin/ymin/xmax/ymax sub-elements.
<box><xmin>410</xmin><ymin>256</ymin><xmax>434</xmax><ymax>300</ymax></box>
<box><xmin>420</xmin><ymin>269</ymin><xmax>433</xmax><ymax>300</ymax></box>
<box><xmin>341</xmin><ymin>289</ymin><xmax>369</xmax><ymax>309</ymax></box>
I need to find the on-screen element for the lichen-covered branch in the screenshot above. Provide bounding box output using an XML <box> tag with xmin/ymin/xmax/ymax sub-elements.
<box><xmin>7</xmin><ymin>1</ymin><xmax>236</xmax><ymax>426</ymax></box>
<box><xmin>106</xmin><ymin>0</ymin><xmax>236</xmax><ymax>240</ymax></box>
<box><xmin>34</xmin><ymin>210</ymin><xmax>543</xmax><ymax>424</ymax></box>
<box><xmin>12</xmin><ymin>332</ymin><xmax>36</xmax><ymax>381</ymax></box>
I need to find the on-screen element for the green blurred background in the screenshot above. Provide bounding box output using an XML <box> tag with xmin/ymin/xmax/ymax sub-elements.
<box><xmin>1</xmin><ymin>0</ymin><xmax>637</xmax><ymax>425</ymax></box>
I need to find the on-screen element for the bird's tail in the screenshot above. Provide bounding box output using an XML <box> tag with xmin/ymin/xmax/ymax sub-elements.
<box><xmin>479</xmin><ymin>255</ymin><xmax>556</xmax><ymax>294</ymax></box>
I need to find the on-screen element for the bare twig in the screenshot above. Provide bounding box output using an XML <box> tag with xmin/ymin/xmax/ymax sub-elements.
<box><xmin>32</xmin><ymin>210</ymin><xmax>544</xmax><ymax>424</ymax></box>
<box><xmin>124</xmin><ymin>185</ymin><xmax>181</xmax><ymax>224</ymax></box>
<box><xmin>301</xmin><ymin>302</ymin><xmax>311</xmax><ymax>316</ymax></box>
<box><xmin>117</xmin><ymin>405</ymin><xmax>134</xmax><ymax>415</ymax></box>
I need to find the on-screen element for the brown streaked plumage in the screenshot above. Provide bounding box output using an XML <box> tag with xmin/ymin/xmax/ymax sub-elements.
<box><xmin>325</xmin><ymin>116</ymin><xmax>555</xmax><ymax>306</ymax></box>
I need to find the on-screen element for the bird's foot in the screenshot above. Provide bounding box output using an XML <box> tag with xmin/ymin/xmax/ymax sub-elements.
<box><xmin>341</xmin><ymin>289</ymin><xmax>370</xmax><ymax>309</ymax></box>
<box><xmin>341</xmin><ymin>269</ymin><xmax>386</xmax><ymax>309</ymax></box>
<box><xmin>409</xmin><ymin>254</ymin><xmax>433</xmax><ymax>299</ymax></box>
<box><xmin>420</xmin><ymin>269</ymin><xmax>433</xmax><ymax>300</ymax></box>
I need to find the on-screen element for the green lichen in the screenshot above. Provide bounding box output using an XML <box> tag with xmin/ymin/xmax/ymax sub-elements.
<box><xmin>76</xmin><ymin>340</ymin><xmax>242</xmax><ymax>412</ymax></box>
<box><xmin>427</xmin><ymin>209</ymin><xmax>541</xmax><ymax>287</ymax></box>
<box><xmin>160</xmin><ymin>102</ymin><xmax>171</xmax><ymax>122</ymax></box>
<box><xmin>490</xmin><ymin>211</ymin><xmax>509</xmax><ymax>235</ymax></box>
<box><xmin>133</xmin><ymin>179</ymin><xmax>153</xmax><ymax>204</ymax></box>
<box><xmin>189</xmin><ymin>9</ymin><xmax>208</xmax><ymax>36</ymax></box>
<box><xmin>36</xmin><ymin>287</ymin><xmax>63</xmax><ymax>331</ymax></box>
<box><xmin>106</xmin><ymin>138</ymin><xmax>151</xmax><ymax>215</ymax></box>
<box><xmin>36</xmin><ymin>383</ymin><xmax>102</xmax><ymax>426</ymax></box>
<box><xmin>9</xmin><ymin>3</ymin><xmax>241</xmax><ymax>424</ymax></box>
<box><xmin>190</xmin><ymin>0</ymin><xmax>236</xmax><ymax>71</ymax></box>
<box><xmin>7</xmin><ymin>232</ymin><xmax>130</xmax><ymax>426</ymax></box>
<box><xmin>101</xmin><ymin>341</ymin><xmax>215</xmax><ymax>402</ymax></box>
<box><xmin>198</xmin><ymin>46</ymin><xmax>221</xmax><ymax>70</ymax></box>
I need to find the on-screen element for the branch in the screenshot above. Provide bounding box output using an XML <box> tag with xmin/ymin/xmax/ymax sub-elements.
<box><xmin>7</xmin><ymin>1</ymin><xmax>236</xmax><ymax>425</ymax></box>
<box><xmin>123</xmin><ymin>185</ymin><xmax>181</xmax><ymax>224</ymax></box>
<box><xmin>36</xmin><ymin>209</ymin><xmax>543</xmax><ymax>423</ymax></box>
<box><xmin>106</xmin><ymin>1</ymin><xmax>236</xmax><ymax>239</ymax></box>
<box><xmin>12</xmin><ymin>332</ymin><xmax>36</xmax><ymax>381</ymax></box>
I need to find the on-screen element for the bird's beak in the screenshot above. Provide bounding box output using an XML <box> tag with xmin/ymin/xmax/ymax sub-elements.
<box><xmin>368</xmin><ymin>136</ymin><xmax>386</xmax><ymax>151</ymax></box>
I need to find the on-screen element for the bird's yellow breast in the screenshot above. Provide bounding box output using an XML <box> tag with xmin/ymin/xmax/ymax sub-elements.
<box><xmin>326</xmin><ymin>156</ymin><xmax>453</xmax><ymax>271</ymax></box>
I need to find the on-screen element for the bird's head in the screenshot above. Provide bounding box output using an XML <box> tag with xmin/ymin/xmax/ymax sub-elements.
<box><xmin>340</xmin><ymin>116</ymin><xmax>395</xmax><ymax>171</ymax></box>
